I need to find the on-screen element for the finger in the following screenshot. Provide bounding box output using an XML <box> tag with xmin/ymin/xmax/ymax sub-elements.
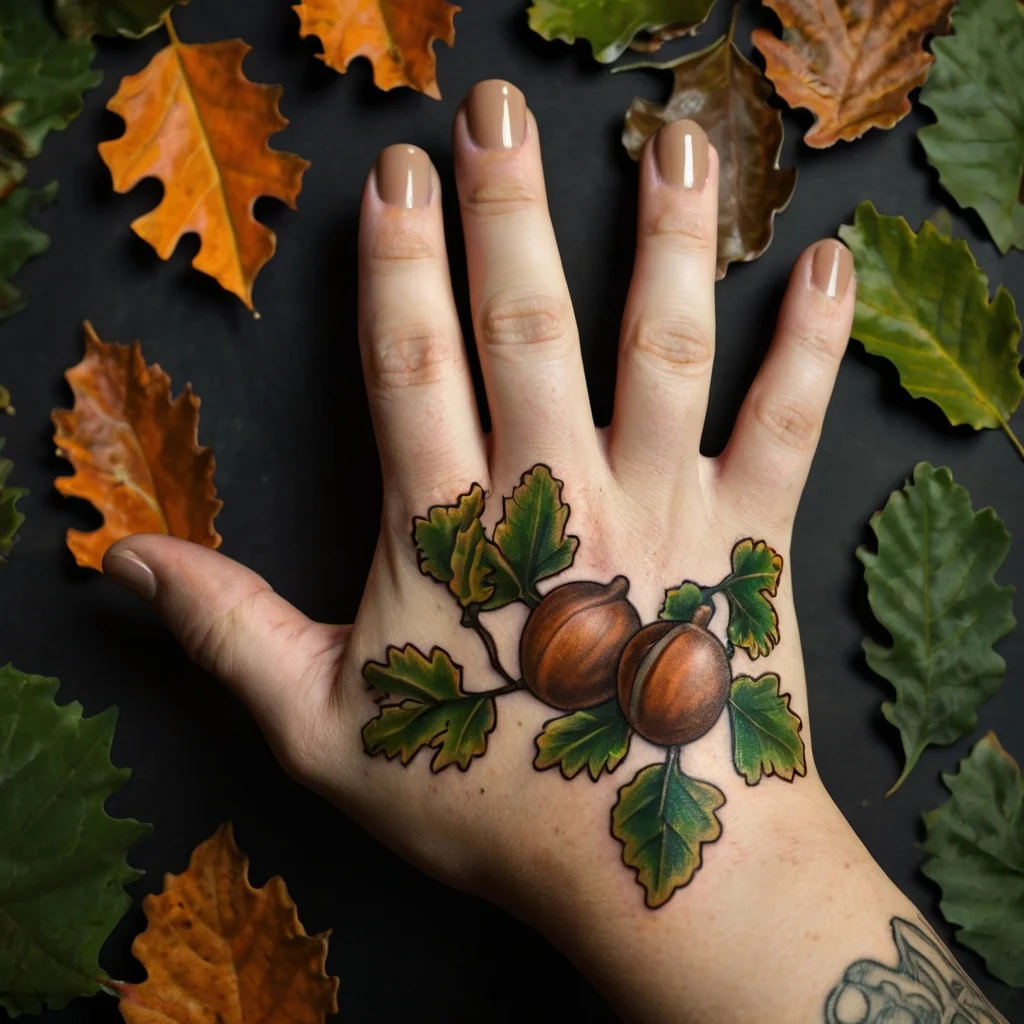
<box><xmin>610</xmin><ymin>121</ymin><xmax>720</xmax><ymax>496</ymax></box>
<box><xmin>103</xmin><ymin>536</ymin><xmax>348</xmax><ymax>767</ymax></box>
<box><xmin>454</xmin><ymin>80</ymin><xmax>601</xmax><ymax>474</ymax></box>
<box><xmin>717</xmin><ymin>240</ymin><xmax>855</xmax><ymax>527</ymax></box>
<box><xmin>360</xmin><ymin>144</ymin><xmax>487</xmax><ymax>514</ymax></box>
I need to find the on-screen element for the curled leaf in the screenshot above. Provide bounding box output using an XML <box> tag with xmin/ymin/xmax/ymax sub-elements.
<box><xmin>116</xmin><ymin>823</ymin><xmax>339</xmax><ymax>1023</ymax></box>
<box><xmin>55</xmin><ymin>0</ymin><xmax>186</xmax><ymax>40</ymax></box>
<box><xmin>52</xmin><ymin>322</ymin><xmax>222</xmax><ymax>572</ymax></box>
<box><xmin>294</xmin><ymin>0</ymin><xmax>458</xmax><ymax>99</ymax></box>
<box><xmin>98</xmin><ymin>30</ymin><xmax>309</xmax><ymax>309</ymax></box>
<box><xmin>752</xmin><ymin>0</ymin><xmax>953</xmax><ymax>147</ymax></box>
<box><xmin>621</xmin><ymin>28</ymin><xmax>797</xmax><ymax>278</ymax></box>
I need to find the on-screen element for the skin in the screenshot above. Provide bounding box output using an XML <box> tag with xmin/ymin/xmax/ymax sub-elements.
<box><xmin>103</xmin><ymin>83</ymin><xmax>1004</xmax><ymax>1023</ymax></box>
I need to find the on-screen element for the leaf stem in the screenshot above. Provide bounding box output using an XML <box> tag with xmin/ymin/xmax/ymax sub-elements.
<box><xmin>162</xmin><ymin>11</ymin><xmax>180</xmax><ymax>45</ymax></box>
<box><xmin>475</xmin><ymin>680</ymin><xmax>524</xmax><ymax>700</ymax></box>
<box><xmin>999</xmin><ymin>418</ymin><xmax>1024</xmax><ymax>462</ymax></box>
<box><xmin>462</xmin><ymin>605</ymin><xmax>519</xmax><ymax>687</ymax></box>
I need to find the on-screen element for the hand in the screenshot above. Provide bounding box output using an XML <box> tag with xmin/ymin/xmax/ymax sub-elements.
<box><xmin>103</xmin><ymin>80</ymin><xmax>955</xmax><ymax>1023</ymax></box>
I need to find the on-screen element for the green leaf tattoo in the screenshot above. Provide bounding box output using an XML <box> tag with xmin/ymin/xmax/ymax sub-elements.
<box><xmin>659</xmin><ymin>580</ymin><xmax>704</xmax><ymax>622</ymax></box>
<box><xmin>527</xmin><ymin>0</ymin><xmax>717</xmax><ymax>63</ymax></box>
<box><xmin>493</xmin><ymin>464</ymin><xmax>578</xmax><ymax>606</ymax></box>
<box><xmin>413</xmin><ymin>483</ymin><xmax>485</xmax><ymax>583</ymax></box>
<box><xmin>535</xmin><ymin>699</ymin><xmax>632</xmax><ymax>781</ymax></box>
<box><xmin>0</xmin><ymin>184</ymin><xmax>56</xmax><ymax>318</ymax></box>
<box><xmin>857</xmin><ymin>464</ymin><xmax>1015</xmax><ymax>795</ymax></box>
<box><xmin>0</xmin><ymin>665</ymin><xmax>151</xmax><ymax>1016</ymax></box>
<box><xmin>54</xmin><ymin>0</ymin><xmax>185</xmax><ymax>39</ymax></box>
<box><xmin>919</xmin><ymin>0</ymin><xmax>1024</xmax><ymax>254</ymax></box>
<box><xmin>922</xmin><ymin>732</ymin><xmax>1024</xmax><ymax>988</ymax></box>
<box><xmin>838</xmin><ymin>202</ymin><xmax>1024</xmax><ymax>458</ymax></box>
<box><xmin>612</xmin><ymin>751</ymin><xmax>724</xmax><ymax>908</ymax></box>
<box><xmin>720</xmin><ymin>539</ymin><xmax>783</xmax><ymax>659</ymax></box>
<box><xmin>0</xmin><ymin>438</ymin><xmax>27</xmax><ymax>563</ymax></box>
<box><xmin>728</xmin><ymin>674</ymin><xmax>805</xmax><ymax>785</ymax></box>
<box><xmin>363</xmin><ymin>645</ymin><xmax>498</xmax><ymax>772</ymax></box>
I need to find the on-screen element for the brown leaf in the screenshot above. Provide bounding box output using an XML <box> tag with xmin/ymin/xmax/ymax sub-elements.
<box><xmin>52</xmin><ymin>322</ymin><xmax>222</xmax><ymax>572</ymax></box>
<box><xmin>98</xmin><ymin>25</ymin><xmax>309</xmax><ymax>309</ymax></box>
<box><xmin>294</xmin><ymin>0</ymin><xmax>459</xmax><ymax>99</ymax></box>
<box><xmin>752</xmin><ymin>0</ymin><xmax>954</xmax><ymax>148</ymax></box>
<box><xmin>622</xmin><ymin>27</ymin><xmax>797</xmax><ymax>278</ymax></box>
<box><xmin>115</xmin><ymin>823</ymin><xmax>339</xmax><ymax>1023</ymax></box>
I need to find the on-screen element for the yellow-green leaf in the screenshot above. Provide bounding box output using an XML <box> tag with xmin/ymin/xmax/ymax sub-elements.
<box><xmin>0</xmin><ymin>438</ymin><xmax>26</xmax><ymax>563</ymax></box>
<box><xmin>728</xmin><ymin>674</ymin><xmax>805</xmax><ymax>785</ymax></box>
<box><xmin>534</xmin><ymin>699</ymin><xmax>632</xmax><ymax>781</ymax></box>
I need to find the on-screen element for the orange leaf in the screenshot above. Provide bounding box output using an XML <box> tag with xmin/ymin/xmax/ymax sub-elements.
<box><xmin>115</xmin><ymin>824</ymin><xmax>339</xmax><ymax>1023</ymax></box>
<box><xmin>98</xmin><ymin>25</ymin><xmax>309</xmax><ymax>308</ymax></box>
<box><xmin>53</xmin><ymin>322</ymin><xmax>222</xmax><ymax>572</ymax></box>
<box><xmin>752</xmin><ymin>0</ymin><xmax>953</xmax><ymax>148</ymax></box>
<box><xmin>294</xmin><ymin>0</ymin><xmax>459</xmax><ymax>99</ymax></box>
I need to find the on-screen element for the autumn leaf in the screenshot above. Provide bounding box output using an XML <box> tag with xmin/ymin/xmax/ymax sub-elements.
<box><xmin>114</xmin><ymin>823</ymin><xmax>339</xmax><ymax>1023</ymax></box>
<box><xmin>838</xmin><ymin>202</ymin><xmax>1024</xmax><ymax>459</ymax></box>
<box><xmin>0</xmin><ymin>183</ymin><xmax>55</xmax><ymax>316</ymax></box>
<box><xmin>612</xmin><ymin>751</ymin><xmax>724</xmax><ymax>908</ymax></box>
<box><xmin>857</xmin><ymin>464</ymin><xmax>1015</xmax><ymax>795</ymax></box>
<box><xmin>52</xmin><ymin>322</ymin><xmax>222</xmax><ymax>572</ymax></box>
<box><xmin>922</xmin><ymin>733</ymin><xmax>1024</xmax><ymax>988</ymax></box>
<box><xmin>534</xmin><ymin>699</ymin><xmax>632</xmax><ymax>781</ymax></box>
<box><xmin>728</xmin><ymin>674</ymin><xmax>805</xmax><ymax>785</ymax></box>
<box><xmin>98</xmin><ymin>23</ymin><xmax>309</xmax><ymax>309</ymax></box>
<box><xmin>527</xmin><ymin>0</ymin><xmax>717</xmax><ymax>63</ymax></box>
<box><xmin>621</xmin><ymin>20</ymin><xmax>797</xmax><ymax>278</ymax></box>
<box><xmin>0</xmin><ymin>438</ymin><xmax>27</xmax><ymax>564</ymax></box>
<box><xmin>752</xmin><ymin>0</ymin><xmax>953</xmax><ymax>148</ymax></box>
<box><xmin>0</xmin><ymin>665</ymin><xmax>150</xmax><ymax>1016</ymax></box>
<box><xmin>363</xmin><ymin>644</ymin><xmax>496</xmax><ymax>772</ymax></box>
<box><xmin>294</xmin><ymin>0</ymin><xmax>458</xmax><ymax>100</ymax></box>
<box><xmin>55</xmin><ymin>0</ymin><xmax>185</xmax><ymax>40</ymax></box>
<box><xmin>720</xmin><ymin>539</ymin><xmax>784</xmax><ymax>659</ymax></box>
<box><xmin>919</xmin><ymin>0</ymin><xmax>1024</xmax><ymax>254</ymax></box>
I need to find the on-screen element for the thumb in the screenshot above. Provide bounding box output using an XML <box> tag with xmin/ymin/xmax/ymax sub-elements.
<box><xmin>103</xmin><ymin>536</ymin><xmax>348</xmax><ymax>756</ymax></box>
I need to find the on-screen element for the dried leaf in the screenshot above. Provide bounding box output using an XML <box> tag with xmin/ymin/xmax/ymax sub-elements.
<box><xmin>527</xmin><ymin>0</ymin><xmax>717</xmax><ymax>63</ymax></box>
<box><xmin>116</xmin><ymin>823</ymin><xmax>339</xmax><ymax>1023</ymax></box>
<box><xmin>0</xmin><ymin>665</ymin><xmax>150</xmax><ymax>1016</ymax></box>
<box><xmin>52</xmin><ymin>322</ymin><xmax>222</xmax><ymax>572</ymax></box>
<box><xmin>0</xmin><ymin>183</ymin><xmax>55</xmax><ymax>317</ymax></box>
<box><xmin>922</xmin><ymin>733</ymin><xmax>1024</xmax><ymax>988</ymax></box>
<box><xmin>752</xmin><ymin>0</ymin><xmax>953</xmax><ymax>148</ymax></box>
<box><xmin>55</xmin><ymin>0</ymin><xmax>185</xmax><ymax>40</ymax></box>
<box><xmin>98</xmin><ymin>28</ymin><xmax>309</xmax><ymax>309</ymax></box>
<box><xmin>919</xmin><ymin>0</ymin><xmax>1024</xmax><ymax>253</ymax></box>
<box><xmin>0</xmin><ymin>437</ymin><xmax>27</xmax><ymax>563</ymax></box>
<box><xmin>294</xmin><ymin>0</ymin><xmax>458</xmax><ymax>99</ymax></box>
<box><xmin>621</xmin><ymin>27</ymin><xmax>797</xmax><ymax>278</ymax></box>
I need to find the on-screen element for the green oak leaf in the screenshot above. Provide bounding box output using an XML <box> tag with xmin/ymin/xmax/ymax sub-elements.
<box><xmin>0</xmin><ymin>183</ymin><xmax>54</xmax><ymax>317</ymax></box>
<box><xmin>919</xmin><ymin>0</ymin><xmax>1024</xmax><ymax>254</ymax></box>
<box><xmin>493</xmin><ymin>464</ymin><xmax>578</xmax><ymax>606</ymax></box>
<box><xmin>838</xmin><ymin>202</ymin><xmax>1024</xmax><ymax>457</ymax></box>
<box><xmin>0</xmin><ymin>438</ymin><xmax>26</xmax><ymax>563</ymax></box>
<box><xmin>728</xmin><ymin>674</ymin><xmax>805</xmax><ymax>785</ymax></box>
<box><xmin>534</xmin><ymin>699</ymin><xmax>632</xmax><ymax>781</ymax></box>
<box><xmin>611</xmin><ymin>753</ymin><xmax>724</xmax><ymax>908</ymax></box>
<box><xmin>922</xmin><ymin>732</ymin><xmax>1024</xmax><ymax>987</ymax></box>
<box><xmin>857</xmin><ymin>464</ymin><xmax>1015</xmax><ymax>795</ymax></box>
<box><xmin>363</xmin><ymin>645</ymin><xmax>496</xmax><ymax>772</ymax></box>
<box><xmin>0</xmin><ymin>665</ymin><xmax>150</xmax><ymax>1016</ymax></box>
<box><xmin>413</xmin><ymin>483</ymin><xmax>485</xmax><ymax>583</ymax></box>
<box><xmin>54</xmin><ymin>0</ymin><xmax>185</xmax><ymax>40</ymax></box>
<box><xmin>720</xmin><ymin>538</ymin><xmax>783</xmax><ymax>659</ymax></box>
<box><xmin>659</xmin><ymin>580</ymin><xmax>704</xmax><ymax>622</ymax></box>
<box><xmin>0</xmin><ymin>385</ymin><xmax>11</xmax><ymax>412</ymax></box>
<box><xmin>527</xmin><ymin>0</ymin><xmax>717</xmax><ymax>63</ymax></box>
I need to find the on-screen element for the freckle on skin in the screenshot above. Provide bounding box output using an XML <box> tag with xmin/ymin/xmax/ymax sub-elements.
<box><xmin>480</xmin><ymin>787</ymin><xmax>485</xmax><ymax>795</ymax></box>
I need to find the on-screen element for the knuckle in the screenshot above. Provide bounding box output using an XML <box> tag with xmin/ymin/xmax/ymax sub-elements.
<box><xmin>643</xmin><ymin>204</ymin><xmax>713</xmax><ymax>255</ymax></box>
<box><xmin>183</xmin><ymin>586</ymin><xmax>268</xmax><ymax>677</ymax></box>
<box><xmin>479</xmin><ymin>293</ymin><xmax>570</xmax><ymax>351</ymax></box>
<box><xmin>461</xmin><ymin>177</ymin><xmax>538</xmax><ymax>218</ymax></box>
<box><xmin>792</xmin><ymin>321</ymin><xmax>847</xmax><ymax>362</ymax></box>
<box><xmin>371</xmin><ymin>225</ymin><xmax>438</xmax><ymax>266</ymax></box>
<box><xmin>754</xmin><ymin>392</ymin><xmax>820</xmax><ymax>453</ymax></box>
<box><xmin>630</xmin><ymin>314</ymin><xmax>713</xmax><ymax>375</ymax></box>
<box><xmin>366</xmin><ymin>321</ymin><xmax>455</xmax><ymax>391</ymax></box>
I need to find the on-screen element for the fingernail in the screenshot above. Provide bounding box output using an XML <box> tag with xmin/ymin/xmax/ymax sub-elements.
<box><xmin>812</xmin><ymin>241</ymin><xmax>854</xmax><ymax>299</ymax></box>
<box><xmin>654</xmin><ymin>119</ymin><xmax>709</xmax><ymax>191</ymax></box>
<box><xmin>104</xmin><ymin>549</ymin><xmax>157</xmax><ymax>600</ymax></box>
<box><xmin>375</xmin><ymin>144</ymin><xmax>432</xmax><ymax>209</ymax></box>
<box><xmin>466</xmin><ymin>80</ymin><xmax>526</xmax><ymax>150</ymax></box>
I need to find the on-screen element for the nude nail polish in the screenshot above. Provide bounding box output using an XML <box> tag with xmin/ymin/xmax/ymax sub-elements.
<box><xmin>466</xmin><ymin>80</ymin><xmax>526</xmax><ymax>150</ymax></box>
<box><xmin>104</xmin><ymin>549</ymin><xmax>158</xmax><ymax>600</ymax></box>
<box><xmin>654</xmin><ymin>119</ymin><xmax>709</xmax><ymax>191</ymax></box>
<box><xmin>812</xmin><ymin>241</ymin><xmax>854</xmax><ymax>300</ymax></box>
<box><xmin>375</xmin><ymin>144</ymin><xmax>432</xmax><ymax>209</ymax></box>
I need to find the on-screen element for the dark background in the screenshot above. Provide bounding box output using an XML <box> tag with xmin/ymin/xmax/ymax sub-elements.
<box><xmin>2</xmin><ymin>0</ymin><xmax>1022</xmax><ymax>1020</ymax></box>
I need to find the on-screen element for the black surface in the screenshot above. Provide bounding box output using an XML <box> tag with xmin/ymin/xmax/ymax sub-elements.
<box><xmin>1</xmin><ymin>1</ymin><xmax>1022</xmax><ymax>1020</ymax></box>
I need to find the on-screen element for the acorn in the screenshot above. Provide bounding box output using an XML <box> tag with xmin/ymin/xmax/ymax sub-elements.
<box><xmin>617</xmin><ymin>605</ymin><xmax>731</xmax><ymax>747</ymax></box>
<box><xmin>520</xmin><ymin>576</ymin><xmax>642</xmax><ymax>710</ymax></box>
